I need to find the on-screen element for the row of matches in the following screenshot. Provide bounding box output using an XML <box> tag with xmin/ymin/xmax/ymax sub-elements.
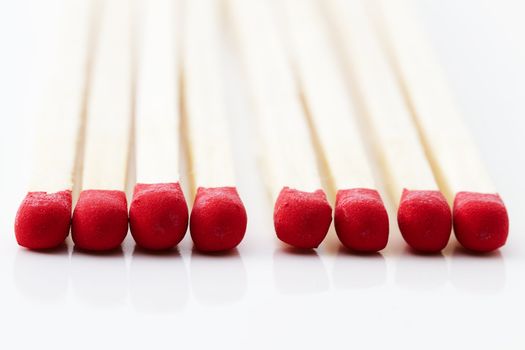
<box><xmin>15</xmin><ymin>0</ymin><xmax>509</xmax><ymax>254</ymax></box>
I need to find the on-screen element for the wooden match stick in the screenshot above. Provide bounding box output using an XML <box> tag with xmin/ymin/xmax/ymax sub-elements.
<box><xmin>227</xmin><ymin>0</ymin><xmax>332</xmax><ymax>249</ymax></box>
<box><xmin>324</xmin><ymin>0</ymin><xmax>452</xmax><ymax>253</ymax></box>
<box><xmin>71</xmin><ymin>0</ymin><xmax>133</xmax><ymax>252</ymax></box>
<box><xmin>277</xmin><ymin>0</ymin><xmax>389</xmax><ymax>252</ymax></box>
<box><xmin>182</xmin><ymin>0</ymin><xmax>247</xmax><ymax>252</ymax></box>
<box><xmin>372</xmin><ymin>0</ymin><xmax>509</xmax><ymax>252</ymax></box>
<box><xmin>14</xmin><ymin>0</ymin><xmax>93</xmax><ymax>250</ymax></box>
<box><xmin>129</xmin><ymin>0</ymin><xmax>189</xmax><ymax>251</ymax></box>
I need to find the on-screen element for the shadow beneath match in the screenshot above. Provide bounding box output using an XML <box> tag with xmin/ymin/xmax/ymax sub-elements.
<box><xmin>449</xmin><ymin>246</ymin><xmax>506</xmax><ymax>294</ymax></box>
<box><xmin>70</xmin><ymin>247</ymin><xmax>127</xmax><ymax>307</ymax></box>
<box><xmin>190</xmin><ymin>248</ymin><xmax>247</xmax><ymax>306</ymax></box>
<box><xmin>13</xmin><ymin>244</ymin><xmax>69</xmax><ymax>303</ymax></box>
<box><xmin>273</xmin><ymin>246</ymin><xmax>329</xmax><ymax>295</ymax></box>
<box><xmin>395</xmin><ymin>247</ymin><xmax>449</xmax><ymax>291</ymax></box>
<box><xmin>129</xmin><ymin>246</ymin><xmax>189</xmax><ymax>313</ymax></box>
<box><xmin>332</xmin><ymin>247</ymin><xmax>387</xmax><ymax>289</ymax></box>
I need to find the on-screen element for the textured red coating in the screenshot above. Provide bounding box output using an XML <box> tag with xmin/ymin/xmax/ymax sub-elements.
<box><xmin>129</xmin><ymin>183</ymin><xmax>188</xmax><ymax>250</ymax></box>
<box><xmin>397</xmin><ymin>189</ymin><xmax>452</xmax><ymax>253</ymax></box>
<box><xmin>334</xmin><ymin>188</ymin><xmax>389</xmax><ymax>252</ymax></box>
<box><xmin>15</xmin><ymin>190</ymin><xmax>72</xmax><ymax>249</ymax></box>
<box><xmin>274</xmin><ymin>187</ymin><xmax>332</xmax><ymax>249</ymax></box>
<box><xmin>72</xmin><ymin>190</ymin><xmax>128</xmax><ymax>251</ymax></box>
<box><xmin>190</xmin><ymin>187</ymin><xmax>247</xmax><ymax>252</ymax></box>
<box><xmin>453</xmin><ymin>192</ymin><xmax>509</xmax><ymax>253</ymax></box>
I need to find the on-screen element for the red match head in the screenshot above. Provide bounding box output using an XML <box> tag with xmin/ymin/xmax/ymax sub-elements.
<box><xmin>274</xmin><ymin>187</ymin><xmax>332</xmax><ymax>249</ymax></box>
<box><xmin>397</xmin><ymin>189</ymin><xmax>452</xmax><ymax>253</ymax></box>
<box><xmin>129</xmin><ymin>183</ymin><xmax>189</xmax><ymax>250</ymax></box>
<box><xmin>72</xmin><ymin>190</ymin><xmax>128</xmax><ymax>251</ymax></box>
<box><xmin>15</xmin><ymin>190</ymin><xmax>72</xmax><ymax>249</ymax></box>
<box><xmin>334</xmin><ymin>188</ymin><xmax>389</xmax><ymax>252</ymax></box>
<box><xmin>453</xmin><ymin>192</ymin><xmax>509</xmax><ymax>253</ymax></box>
<box><xmin>190</xmin><ymin>187</ymin><xmax>247</xmax><ymax>252</ymax></box>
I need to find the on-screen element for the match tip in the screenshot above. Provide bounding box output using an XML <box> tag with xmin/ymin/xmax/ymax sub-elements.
<box><xmin>129</xmin><ymin>183</ymin><xmax>189</xmax><ymax>250</ymax></box>
<box><xmin>72</xmin><ymin>190</ymin><xmax>128</xmax><ymax>252</ymax></box>
<box><xmin>453</xmin><ymin>192</ymin><xmax>509</xmax><ymax>253</ymax></box>
<box><xmin>397</xmin><ymin>189</ymin><xmax>452</xmax><ymax>253</ymax></box>
<box><xmin>334</xmin><ymin>188</ymin><xmax>389</xmax><ymax>252</ymax></box>
<box><xmin>15</xmin><ymin>190</ymin><xmax>72</xmax><ymax>250</ymax></box>
<box><xmin>274</xmin><ymin>187</ymin><xmax>332</xmax><ymax>249</ymax></box>
<box><xmin>190</xmin><ymin>187</ymin><xmax>247</xmax><ymax>252</ymax></box>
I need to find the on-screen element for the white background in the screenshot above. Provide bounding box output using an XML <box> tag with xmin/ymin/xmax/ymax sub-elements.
<box><xmin>1</xmin><ymin>0</ymin><xmax>524</xmax><ymax>349</ymax></box>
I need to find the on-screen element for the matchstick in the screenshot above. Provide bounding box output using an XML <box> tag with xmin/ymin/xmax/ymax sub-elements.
<box><xmin>324</xmin><ymin>0</ymin><xmax>452</xmax><ymax>253</ymax></box>
<box><xmin>182</xmin><ymin>0</ymin><xmax>247</xmax><ymax>252</ymax></box>
<box><xmin>276</xmin><ymin>0</ymin><xmax>389</xmax><ymax>252</ymax></box>
<box><xmin>372</xmin><ymin>0</ymin><xmax>509</xmax><ymax>252</ymax></box>
<box><xmin>129</xmin><ymin>0</ymin><xmax>189</xmax><ymax>251</ymax></box>
<box><xmin>14</xmin><ymin>0</ymin><xmax>93</xmax><ymax>250</ymax></box>
<box><xmin>71</xmin><ymin>0</ymin><xmax>133</xmax><ymax>252</ymax></box>
<box><xmin>227</xmin><ymin>0</ymin><xmax>332</xmax><ymax>249</ymax></box>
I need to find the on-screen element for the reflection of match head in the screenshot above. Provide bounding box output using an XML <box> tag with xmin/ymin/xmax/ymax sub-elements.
<box><xmin>334</xmin><ymin>189</ymin><xmax>389</xmax><ymax>252</ymax></box>
<box><xmin>129</xmin><ymin>183</ymin><xmax>188</xmax><ymax>250</ymax></box>
<box><xmin>190</xmin><ymin>187</ymin><xmax>247</xmax><ymax>252</ymax></box>
<box><xmin>274</xmin><ymin>187</ymin><xmax>332</xmax><ymax>249</ymax></box>
<box><xmin>15</xmin><ymin>191</ymin><xmax>72</xmax><ymax>249</ymax></box>
<box><xmin>397</xmin><ymin>189</ymin><xmax>452</xmax><ymax>253</ymax></box>
<box><xmin>453</xmin><ymin>192</ymin><xmax>509</xmax><ymax>253</ymax></box>
<box><xmin>72</xmin><ymin>190</ymin><xmax>128</xmax><ymax>251</ymax></box>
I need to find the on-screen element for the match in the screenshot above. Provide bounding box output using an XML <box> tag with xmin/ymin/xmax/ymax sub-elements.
<box><xmin>227</xmin><ymin>0</ymin><xmax>332</xmax><ymax>249</ymax></box>
<box><xmin>14</xmin><ymin>0</ymin><xmax>93</xmax><ymax>250</ymax></box>
<box><xmin>277</xmin><ymin>0</ymin><xmax>389</xmax><ymax>252</ymax></box>
<box><xmin>129</xmin><ymin>0</ymin><xmax>189</xmax><ymax>251</ymax></box>
<box><xmin>324</xmin><ymin>0</ymin><xmax>452</xmax><ymax>253</ymax></box>
<box><xmin>373</xmin><ymin>0</ymin><xmax>509</xmax><ymax>252</ymax></box>
<box><xmin>71</xmin><ymin>0</ymin><xmax>132</xmax><ymax>252</ymax></box>
<box><xmin>182</xmin><ymin>0</ymin><xmax>247</xmax><ymax>252</ymax></box>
